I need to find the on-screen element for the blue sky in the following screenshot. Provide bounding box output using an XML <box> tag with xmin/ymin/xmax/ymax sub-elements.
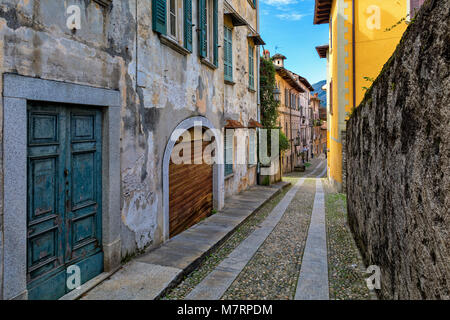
<box><xmin>259</xmin><ymin>0</ymin><xmax>329</xmax><ymax>85</ymax></box>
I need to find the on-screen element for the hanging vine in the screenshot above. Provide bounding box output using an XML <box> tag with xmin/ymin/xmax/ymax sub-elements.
<box><xmin>259</xmin><ymin>57</ymin><xmax>279</xmax><ymax>129</ymax></box>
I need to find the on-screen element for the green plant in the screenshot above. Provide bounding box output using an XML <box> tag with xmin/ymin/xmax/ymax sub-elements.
<box><xmin>279</xmin><ymin>131</ymin><xmax>290</xmax><ymax>152</ymax></box>
<box><xmin>363</xmin><ymin>76</ymin><xmax>375</xmax><ymax>83</ymax></box>
<box><xmin>260</xmin><ymin>57</ymin><xmax>280</xmax><ymax>129</ymax></box>
<box><xmin>261</xmin><ymin>176</ymin><xmax>270</xmax><ymax>186</ymax></box>
<box><xmin>384</xmin><ymin>14</ymin><xmax>409</xmax><ymax>32</ymax></box>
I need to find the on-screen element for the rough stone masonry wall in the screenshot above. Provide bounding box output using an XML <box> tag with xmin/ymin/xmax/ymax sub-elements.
<box><xmin>346</xmin><ymin>0</ymin><xmax>449</xmax><ymax>299</ymax></box>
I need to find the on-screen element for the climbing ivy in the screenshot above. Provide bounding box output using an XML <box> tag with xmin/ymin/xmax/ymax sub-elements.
<box><xmin>259</xmin><ymin>57</ymin><xmax>279</xmax><ymax>129</ymax></box>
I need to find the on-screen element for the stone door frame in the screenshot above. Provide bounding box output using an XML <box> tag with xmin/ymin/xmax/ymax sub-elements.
<box><xmin>2</xmin><ymin>74</ymin><xmax>121</xmax><ymax>300</ymax></box>
<box><xmin>162</xmin><ymin>116</ymin><xmax>225</xmax><ymax>240</ymax></box>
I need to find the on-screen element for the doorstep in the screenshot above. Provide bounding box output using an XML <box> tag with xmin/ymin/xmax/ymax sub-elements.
<box><xmin>79</xmin><ymin>181</ymin><xmax>291</xmax><ymax>300</ymax></box>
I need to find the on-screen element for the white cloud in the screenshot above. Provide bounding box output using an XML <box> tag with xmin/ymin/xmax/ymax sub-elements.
<box><xmin>262</xmin><ymin>0</ymin><xmax>298</xmax><ymax>5</ymax></box>
<box><xmin>276</xmin><ymin>13</ymin><xmax>307</xmax><ymax>21</ymax></box>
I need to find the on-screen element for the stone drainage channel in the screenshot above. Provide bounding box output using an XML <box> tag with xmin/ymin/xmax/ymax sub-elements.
<box><xmin>165</xmin><ymin>160</ymin><xmax>329</xmax><ymax>300</ymax></box>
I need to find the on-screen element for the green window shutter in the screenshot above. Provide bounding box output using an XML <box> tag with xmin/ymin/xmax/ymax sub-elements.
<box><xmin>152</xmin><ymin>0</ymin><xmax>167</xmax><ymax>35</ymax></box>
<box><xmin>184</xmin><ymin>0</ymin><xmax>193</xmax><ymax>51</ymax></box>
<box><xmin>224</xmin><ymin>27</ymin><xmax>233</xmax><ymax>81</ymax></box>
<box><xmin>248</xmin><ymin>44</ymin><xmax>254</xmax><ymax>89</ymax></box>
<box><xmin>198</xmin><ymin>0</ymin><xmax>207</xmax><ymax>58</ymax></box>
<box><xmin>225</xmin><ymin>130</ymin><xmax>234</xmax><ymax>176</ymax></box>
<box><xmin>249</xmin><ymin>130</ymin><xmax>256</xmax><ymax>165</ymax></box>
<box><xmin>213</xmin><ymin>0</ymin><xmax>219</xmax><ymax>66</ymax></box>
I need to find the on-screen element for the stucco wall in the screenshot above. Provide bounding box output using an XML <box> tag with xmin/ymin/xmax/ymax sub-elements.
<box><xmin>346</xmin><ymin>0</ymin><xmax>449</xmax><ymax>299</ymax></box>
<box><xmin>0</xmin><ymin>0</ymin><xmax>259</xmax><ymax>268</ymax></box>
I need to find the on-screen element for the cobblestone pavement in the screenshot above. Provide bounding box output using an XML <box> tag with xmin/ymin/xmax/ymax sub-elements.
<box><xmin>324</xmin><ymin>182</ymin><xmax>373</xmax><ymax>300</ymax></box>
<box><xmin>162</xmin><ymin>185</ymin><xmax>293</xmax><ymax>300</ymax></box>
<box><xmin>163</xmin><ymin>158</ymin><xmax>372</xmax><ymax>300</ymax></box>
<box><xmin>222</xmin><ymin>178</ymin><xmax>317</xmax><ymax>300</ymax></box>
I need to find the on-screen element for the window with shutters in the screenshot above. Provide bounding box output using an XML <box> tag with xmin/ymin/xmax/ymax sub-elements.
<box><xmin>152</xmin><ymin>0</ymin><xmax>193</xmax><ymax>52</ymax></box>
<box><xmin>224</xmin><ymin>130</ymin><xmax>234</xmax><ymax>176</ymax></box>
<box><xmin>167</xmin><ymin>0</ymin><xmax>183</xmax><ymax>43</ymax></box>
<box><xmin>224</xmin><ymin>26</ymin><xmax>233</xmax><ymax>82</ymax></box>
<box><xmin>199</xmin><ymin>0</ymin><xmax>218</xmax><ymax>66</ymax></box>
<box><xmin>248</xmin><ymin>43</ymin><xmax>255</xmax><ymax>89</ymax></box>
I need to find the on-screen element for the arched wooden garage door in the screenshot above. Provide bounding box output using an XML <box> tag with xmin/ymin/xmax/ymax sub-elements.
<box><xmin>169</xmin><ymin>128</ymin><xmax>213</xmax><ymax>237</ymax></box>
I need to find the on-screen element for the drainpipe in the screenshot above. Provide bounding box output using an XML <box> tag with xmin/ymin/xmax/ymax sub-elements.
<box><xmin>256</xmin><ymin>0</ymin><xmax>261</xmax><ymax>120</ymax></box>
<box><xmin>256</xmin><ymin>0</ymin><xmax>262</xmax><ymax>178</ymax></box>
<box><xmin>352</xmin><ymin>0</ymin><xmax>356</xmax><ymax>110</ymax></box>
<box><xmin>289</xmin><ymin>89</ymin><xmax>293</xmax><ymax>172</ymax></box>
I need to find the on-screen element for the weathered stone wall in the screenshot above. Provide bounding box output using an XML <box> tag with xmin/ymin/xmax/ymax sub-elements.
<box><xmin>0</xmin><ymin>0</ymin><xmax>259</xmax><ymax>272</ymax></box>
<box><xmin>346</xmin><ymin>0</ymin><xmax>449</xmax><ymax>299</ymax></box>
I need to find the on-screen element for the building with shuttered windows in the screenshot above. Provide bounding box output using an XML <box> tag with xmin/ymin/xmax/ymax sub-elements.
<box><xmin>0</xmin><ymin>0</ymin><xmax>263</xmax><ymax>300</ymax></box>
<box><xmin>270</xmin><ymin>53</ymin><xmax>314</xmax><ymax>173</ymax></box>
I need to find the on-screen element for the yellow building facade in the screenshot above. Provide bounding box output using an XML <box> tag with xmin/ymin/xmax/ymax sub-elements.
<box><xmin>314</xmin><ymin>0</ymin><xmax>424</xmax><ymax>191</ymax></box>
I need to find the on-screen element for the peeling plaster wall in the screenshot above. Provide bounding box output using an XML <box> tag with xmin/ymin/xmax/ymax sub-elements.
<box><xmin>0</xmin><ymin>0</ymin><xmax>135</xmax><ymax>295</ymax></box>
<box><xmin>223</xmin><ymin>1</ymin><xmax>259</xmax><ymax>198</ymax></box>
<box><xmin>0</xmin><ymin>0</ymin><xmax>260</xmax><ymax>266</ymax></box>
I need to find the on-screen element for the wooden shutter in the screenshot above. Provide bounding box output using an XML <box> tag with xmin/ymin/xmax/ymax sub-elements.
<box><xmin>198</xmin><ymin>0</ymin><xmax>207</xmax><ymax>57</ymax></box>
<box><xmin>152</xmin><ymin>0</ymin><xmax>167</xmax><ymax>35</ymax></box>
<box><xmin>225</xmin><ymin>130</ymin><xmax>234</xmax><ymax>176</ymax></box>
<box><xmin>249</xmin><ymin>44</ymin><xmax>254</xmax><ymax>89</ymax></box>
<box><xmin>213</xmin><ymin>0</ymin><xmax>219</xmax><ymax>66</ymax></box>
<box><xmin>249</xmin><ymin>130</ymin><xmax>256</xmax><ymax>165</ymax></box>
<box><xmin>224</xmin><ymin>26</ymin><xmax>233</xmax><ymax>81</ymax></box>
<box><xmin>184</xmin><ymin>0</ymin><xmax>193</xmax><ymax>51</ymax></box>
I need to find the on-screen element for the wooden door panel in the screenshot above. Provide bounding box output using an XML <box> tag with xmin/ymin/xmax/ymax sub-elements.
<box><xmin>67</xmin><ymin>110</ymin><xmax>102</xmax><ymax>264</ymax></box>
<box><xmin>27</xmin><ymin>106</ymin><xmax>66</xmax><ymax>285</ymax></box>
<box><xmin>169</xmin><ymin>129</ymin><xmax>213</xmax><ymax>237</ymax></box>
<box><xmin>27</xmin><ymin>103</ymin><xmax>103</xmax><ymax>300</ymax></box>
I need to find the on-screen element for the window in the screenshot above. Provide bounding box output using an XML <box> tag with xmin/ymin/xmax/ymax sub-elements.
<box><xmin>285</xmin><ymin>89</ymin><xmax>289</xmax><ymax>106</ymax></box>
<box><xmin>248</xmin><ymin>130</ymin><xmax>256</xmax><ymax>166</ymax></box>
<box><xmin>152</xmin><ymin>0</ymin><xmax>192</xmax><ymax>51</ymax></box>
<box><xmin>224</xmin><ymin>130</ymin><xmax>234</xmax><ymax>176</ymax></box>
<box><xmin>224</xmin><ymin>26</ymin><xmax>233</xmax><ymax>81</ymax></box>
<box><xmin>168</xmin><ymin>0</ymin><xmax>182</xmax><ymax>41</ymax></box>
<box><xmin>199</xmin><ymin>0</ymin><xmax>218</xmax><ymax>65</ymax></box>
<box><xmin>248</xmin><ymin>44</ymin><xmax>255</xmax><ymax>89</ymax></box>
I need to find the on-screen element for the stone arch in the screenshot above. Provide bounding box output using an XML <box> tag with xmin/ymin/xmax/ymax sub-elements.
<box><xmin>162</xmin><ymin>116</ymin><xmax>224</xmax><ymax>241</ymax></box>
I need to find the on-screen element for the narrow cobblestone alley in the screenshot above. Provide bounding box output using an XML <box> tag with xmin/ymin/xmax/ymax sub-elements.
<box><xmin>162</xmin><ymin>160</ymin><xmax>371</xmax><ymax>300</ymax></box>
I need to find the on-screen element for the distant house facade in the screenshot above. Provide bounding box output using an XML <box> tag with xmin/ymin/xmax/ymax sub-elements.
<box><xmin>313</xmin><ymin>0</ymin><xmax>425</xmax><ymax>191</ymax></box>
<box><xmin>311</xmin><ymin>93</ymin><xmax>326</xmax><ymax>157</ymax></box>
<box><xmin>0</xmin><ymin>0</ymin><xmax>263</xmax><ymax>300</ymax></box>
<box><xmin>270</xmin><ymin>54</ymin><xmax>313</xmax><ymax>173</ymax></box>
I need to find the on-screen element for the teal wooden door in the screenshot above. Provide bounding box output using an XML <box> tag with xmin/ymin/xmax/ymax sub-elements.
<box><xmin>27</xmin><ymin>102</ymin><xmax>103</xmax><ymax>300</ymax></box>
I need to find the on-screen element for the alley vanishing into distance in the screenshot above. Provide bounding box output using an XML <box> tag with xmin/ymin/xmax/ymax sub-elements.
<box><xmin>81</xmin><ymin>160</ymin><xmax>372</xmax><ymax>300</ymax></box>
<box><xmin>0</xmin><ymin>0</ymin><xmax>447</xmax><ymax>303</ymax></box>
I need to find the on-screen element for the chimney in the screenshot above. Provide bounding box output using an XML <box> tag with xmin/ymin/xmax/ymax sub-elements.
<box><xmin>263</xmin><ymin>50</ymin><xmax>270</xmax><ymax>60</ymax></box>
